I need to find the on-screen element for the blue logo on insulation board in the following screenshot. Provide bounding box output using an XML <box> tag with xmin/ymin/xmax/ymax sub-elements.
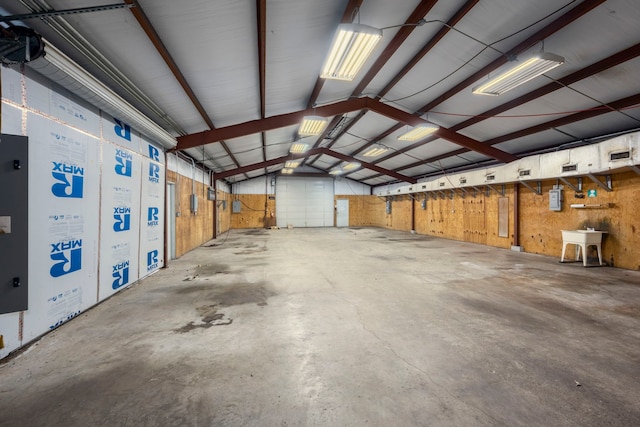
<box><xmin>113</xmin><ymin>207</ymin><xmax>131</xmax><ymax>232</ymax></box>
<box><xmin>149</xmin><ymin>163</ymin><xmax>160</xmax><ymax>183</ymax></box>
<box><xmin>114</xmin><ymin>119</ymin><xmax>131</xmax><ymax>141</ymax></box>
<box><xmin>51</xmin><ymin>162</ymin><xmax>84</xmax><ymax>198</ymax></box>
<box><xmin>148</xmin><ymin>144</ymin><xmax>160</xmax><ymax>161</ymax></box>
<box><xmin>147</xmin><ymin>250</ymin><xmax>159</xmax><ymax>272</ymax></box>
<box><xmin>50</xmin><ymin>239</ymin><xmax>82</xmax><ymax>277</ymax></box>
<box><xmin>147</xmin><ymin>207</ymin><xmax>159</xmax><ymax>226</ymax></box>
<box><xmin>112</xmin><ymin>260</ymin><xmax>130</xmax><ymax>289</ymax></box>
<box><xmin>115</xmin><ymin>149</ymin><xmax>133</xmax><ymax>177</ymax></box>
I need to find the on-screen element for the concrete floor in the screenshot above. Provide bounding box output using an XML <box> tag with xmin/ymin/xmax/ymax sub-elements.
<box><xmin>1</xmin><ymin>228</ymin><xmax>640</xmax><ymax>427</ymax></box>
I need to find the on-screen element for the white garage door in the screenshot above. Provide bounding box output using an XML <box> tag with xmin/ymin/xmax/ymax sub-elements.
<box><xmin>276</xmin><ymin>177</ymin><xmax>334</xmax><ymax>227</ymax></box>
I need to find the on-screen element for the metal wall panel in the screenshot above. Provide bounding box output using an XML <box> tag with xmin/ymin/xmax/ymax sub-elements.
<box><xmin>0</xmin><ymin>134</ymin><xmax>29</xmax><ymax>314</ymax></box>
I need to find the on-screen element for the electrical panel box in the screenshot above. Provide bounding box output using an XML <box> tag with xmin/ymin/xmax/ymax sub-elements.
<box><xmin>0</xmin><ymin>134</ymin><xmax>29</xmax><ymax>314</ymax></box>
<box><xmin>232</xmin><ymin>200</ymin><xmax>241</xmax><ymax>213</ymax></box>
<box><xmin>190</xmin><ymin>194</ymin><xmax>198</xmax><ymax>213</ymax></box>
<box><xmin>386</xmin><ymin>200</ymin><xmax>392</xmax><ymax>214</ymax></box>
<box><xmin>207</xmin><ymin>187</ymin><xmax>215</xmax><ymax>201</ymax></box>
<box><xmin>421</xmin><ymin>199</ymin><xmax>427</xmax><ymax>210</ymax></box>
<box><xmin>549</xmin><ymin>188</ymin><xmax>562</xmax><ymax>211</ymax></box>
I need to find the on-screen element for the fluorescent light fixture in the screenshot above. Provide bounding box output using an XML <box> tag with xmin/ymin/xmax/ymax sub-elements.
<box><xmin>320</xmin><ymin>23</ymin><xmax>383</xmax><ymax>81</ymax></box>
<box><xmin>281</xmin><ymin>168</ymin><xmax>294</xmax><ymax>174</ymax></box>
<box><xmin>362</xmin><ymin>145</ymin><xmax>389</xmax><ymax>157</ymax></box>
<box><xmin>26</xmin><ymin>40</ymin><xmax>177</xmax><ymax>149</ymax></box>
<box><xmin>329</xmin><ymin>168</ymin><xmax>343</xmax><ymax>175</ymax></box>
<box><xmin>285</xmin><ymin>160</ymin><xmax>300</xmax><ymax>168</ymax></box>
<box><xmin>290</xmin><ymin>142</ymin><xmax>309</xmax><ymax>153</ymax></box>
<box><xmin>342</xmin><ymin>161</ymin><xmax>361</xmax><ymax>171</ymax></box>
<box><xmin>298</xmin><ymin>116</ymin><xmax>329</xmax><ymax>136</ymax></box>
<box><xmin>472</xmin><ymin>52</ymin><xmax>564</xmax><ymax>96</ymax></box>
<box><xmin>397</xmin><ymin>124</ymin><xmax>439</xmax><ymax>141</ymax></box>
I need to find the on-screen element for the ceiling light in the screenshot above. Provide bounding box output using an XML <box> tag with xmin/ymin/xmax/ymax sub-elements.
<box><xmin>472</xmin><ymin>52</ymin><xmax>564</xmax><ymax>96</ymax></box>
<box><xmin>27</xmin><ymin>40</ymin><xmax>177</xmax><ymax>149</ymax></box>
<box><xmin>342</xmin><ymin>161</ymin><xmax>361</xmax><ymax>171</ymax></box>
<box><xmin>397</xmin><ymin>124</ymin><xmax>439</xmax><ymax>141</ymax></box>
<box><xmin>285</xmin><ymin>160</ymin><xmax>300</xmax><ymax>168</ymax></box>
<box><xmin>289</xmin><ymin>142</ymin><xmax>309</xmax><ymax>153</ymax></box>
<box><xmin>298</xmin><ymin>116</ymin><xmax>328</xmax><ymax>136</ymax></box>
<box><xmin>281</xmin><ymin>168</ymin><xmax>294</xmax><ymax>174</ymax></box>
<box><xmin>329</xmin><ymin>168</ymin><xmax>343</xmax><ymax>175</ymax></box>
<box><xmin>320</xmin><ymin>23</ymin><xmax>383</xmax><ymax>81</ymax></box>
<box><xmin>362</xmin><ymin>145</ymin><xmax>389</xmax><ymax>157</ymax></box>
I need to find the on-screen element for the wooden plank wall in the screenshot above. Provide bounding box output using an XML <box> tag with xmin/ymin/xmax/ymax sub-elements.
<box><xmin>178</xmin><ymin>171</ymin><xmax>639</xmax><ymax>270</ymax></box>
<box><xmin>519</xmin><ymin>171</ymin><xmax>640</xmax><ymax>270</ymax></box>
<box><xmin>230</xmin><ymin>194</ymin><xmax>276</xmax><ymax>229</ymax></box>
<box><xmin>216</xmin><ymin>189</ymin><xmax>232</xmax><ymax>235</ymax></box>
<box><xmin>334</xmin><ymin>195</ymin><xmax>386</xmax><ymax>227</ymax></box>
<box><xmin>412</xmin><ymin>189</ymin><xmax>514</xmax><ymax>248</ymax></box>
<box><xmin>166</xmin><ymin>170</ymin><xmax>214</xmax><ymax>258</ymax></box>
<box><xmin>375</xmin><ymin>171</ymin><xmax>640</xmax><ymax>270</ymax></box>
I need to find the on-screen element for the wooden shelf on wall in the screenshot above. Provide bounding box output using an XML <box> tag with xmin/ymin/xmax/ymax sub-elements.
<box><xmin>569</xmin><ymin>203</ymin><xmax>614</xmax><ymax>209</ymax></box>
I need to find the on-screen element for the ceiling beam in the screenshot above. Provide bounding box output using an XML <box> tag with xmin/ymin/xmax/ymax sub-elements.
<box><xmin>363</xmin><ymin>92</ymin><xmax>640</xmax><ymax>181</ymax></box>
<box><xmin>367</xmin><ymin>42</ymin><xmax>640</xmax><ymax>168</ymax></box>
<box><xmin>176</xmin><ymin>97</ymin><xmax>516</xmax><ymax>163</ymax></box>
<box><xmin>214</xmin><ymin>148</ymin><xmax>324</xmax><ymax>180</ymax></box>
<box><xmin>378</xmin><ymin>0</ymin><xmax>479</xmax><ymax>99</ymax></box>
<box><xmin>415</xmin><ymin>0</ymin><xmax>606</xmax><ymax>115</ymax></box>
<box><xmin>351</xmin><ymin>0</ymin><xmax>614</xmax><ymax>180</ymax></box>
<box><xmin>214</xmin><ymin>147</ymin><xmax>417</xmax><ymax>183</ymax></box>
<box><xmin>483</xmin><ymin>93</ymin><xmax>640</xmax><ymax>147</ymax></box>
<box><xmin>256</xmin><ymin>0</ymin><xmax>267</xmax><ymax>163</ymax></box>
<box><xmin>368</xmin><ymin>99</ymin><xmax>517</xmax><ymax>162</ymax></box>
<box><xmin>350</xmin><ymin>0</ymin><xmax>438</xmax><ymax>97</ymax></box>
<box><xmin>124</xmin><ymin>0</ymin><xmax>212</xmax><ymax>129</ymax></box>
<box><xmin>320</xmin><ymin>149</ymin><xmax>417</xmax><ymax>183</ymax></box>
<box><xmin>449</xmin><ymin>42</ymin><xmax>640</xmax><ymax>132</ymax></box>
<box><xmin>176</xmin><ymin>97</ymin><xmax>369</xmax><ymax>149</ymax></box>
<box><xmin>125</xmin><ymin>0</ymin><xmax>244</xmax><ymax>173</ymax></box>
<box><xmin>304</xmin><ymin>0</ymin><xmax>364</xmax><ymax>110</ymax></box>
<box><xmin>307</xmin><ymin>0</ymin><xmax>475</xmax><ymax>167</ymax></box>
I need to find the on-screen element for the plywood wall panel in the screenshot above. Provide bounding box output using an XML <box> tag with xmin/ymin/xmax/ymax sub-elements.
<box><xmin>332</xmin><ymin>195</ymin><xmax>386</xmax><ymax>227</ymax></box>
<box><xmin>217</xmin><ymin>190</ymin><xmax>232</xmax><ymax>234</ymax></box>
<box><xmin>167</xmin><ymin>170</ymin><xmax>214</xmax><ymax>258</ymax></box>
<box><xmin>519</xmin><ymin>171</ymin><xmax>640</xmax><ymax>270</ymax></box>
<box><xmin>230</xmin><ymin>194</ymin><xmax>274</xmax><ymax>229</ymax></box>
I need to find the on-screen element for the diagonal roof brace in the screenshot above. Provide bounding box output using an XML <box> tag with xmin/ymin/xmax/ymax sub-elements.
<box><xmin>175</xmin><ymin>97</ymin><xmax>517</xmax><ymax>163</ymax></box>
<box><xmin>214</xmin><ymin>147</ymin><xmax>418</xmax><ymax>183</ymax></box>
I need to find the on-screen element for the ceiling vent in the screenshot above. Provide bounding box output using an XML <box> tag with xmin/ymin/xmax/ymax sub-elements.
<box><xmin>519</xmin><ymin>169</ymin><xmax>531</xmax><ymax>177</ymax></box>
<box><xmin>485</xmin><ymin>174</ymin><xmax>495</xmax><ymax>181</ymax></box>
<box><xmin>562</xmin><ymin>164</ymin><xmax>577</xmax><ymax>173</ymax></box>
<box><xmin>0</xmin><ymin>26</ymin><xmax>45</xmax><ymax>65</ymax></box>
<box><xmin>609</xmin><ymin>150</ymin><xmax>631</xmax><ymax>161</ymax></box>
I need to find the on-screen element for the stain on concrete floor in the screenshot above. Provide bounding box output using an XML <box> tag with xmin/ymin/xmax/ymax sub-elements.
<box><xmin>195</xmin><ymin>263</ymin><xmax>230</xmax><ymax>276</ymax></box>
<box><xmin>234</xmin><ymin>243</ymin><xmax>267</xmax><ymax>255</ymax></box>
<box><xmin>212</xmin><ymin>281</ymin><xmax>275</xmax><ymax>307</ymax></box>
<box><xmin>175</xmin><ymin>304</ymin><xmax>233</xmax><ymax>332</ymax></box>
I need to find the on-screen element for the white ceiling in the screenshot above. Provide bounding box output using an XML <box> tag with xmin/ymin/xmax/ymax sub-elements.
<box><xmin>2</xmin><ymin>0</ymin><xmax>640</xmax><ymax>185</ymax></box>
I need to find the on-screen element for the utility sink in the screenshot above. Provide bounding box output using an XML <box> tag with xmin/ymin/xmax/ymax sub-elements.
<box><xmin>560</xmin><ymin>230</ymin><xmax>607</xmax><ymax>267</ymax></box>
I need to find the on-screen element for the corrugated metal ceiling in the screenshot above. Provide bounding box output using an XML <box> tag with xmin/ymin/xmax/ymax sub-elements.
<box><xmin>2</xmin><ymin>0</ymin><xmax>639</xmax><ymax>186</ymax></box>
